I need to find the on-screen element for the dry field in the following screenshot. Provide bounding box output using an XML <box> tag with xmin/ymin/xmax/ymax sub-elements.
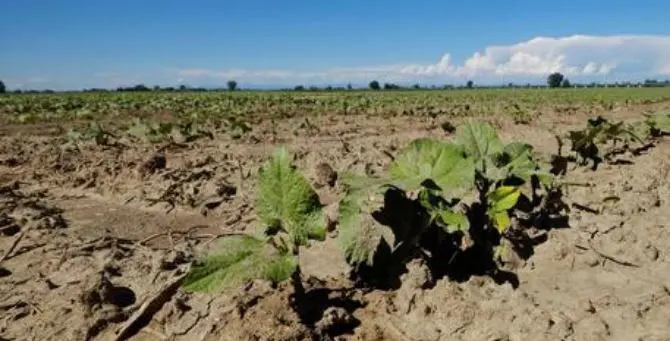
<box><xmin>1</xmin><ymin>89</ymin><xmax>670</xmax><ymax>341</ymax></box>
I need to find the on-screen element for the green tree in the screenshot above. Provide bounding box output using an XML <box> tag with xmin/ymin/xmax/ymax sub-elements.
<box><xmin>0</xmin><ymin>80</ymin><xmax>5</xmax><ymax>93</ymax></box>
<box><xmin>547</xmin><ymin>72</ymin><xmax>564</xmax><ymax>88</ymax></box>
<box><xmin>466</xmin><ymin>80</ymin><xmax>474</xmax><ymax>89</ymax></box>
<box><xmin>561</xmin><ymin>78</ymin><xmax>571</xmax><ymax>88</ymax></box>
<box><xmin>227</xmin><ymin>80</ymin><xmax>238</xmax><ymax>91</ymax></box>
<box><xmin>369</xmin><ymin>80</ymin><xmax>380</xmax><ymax>90</ymax></box>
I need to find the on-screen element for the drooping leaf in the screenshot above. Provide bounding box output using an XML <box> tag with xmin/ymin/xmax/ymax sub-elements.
<box><xmin>256</xmin><ymin>148</ymin><xmax>325</xmax><ymax>247</ymax></box>
<box><xmin>417</xmin><ymin>187</ymin><xmax>469</xmax><ymax>234</ymax></box>
<box><xmin>492</xmin><ymin>211</ymin><xmax>511</xmax><ymax>234</ymax></box>
<box><xmin>454</xmin><ymin>122</ymin><xmax>504</xmax><ymax>173</ymax></box>
<box><xmin>389</xmin><ymin>138</ymin><xmax>475</xmax><ymax>197</ymax></box>
<box><xmin>337</xmin><ymin>187</ymin><xmax>394</xmax><ymax>267</ymax></box>
<box><xmin>182</xmin><ymin>235</ymin><xmax>297</xmax><ymax>292</ymax></box>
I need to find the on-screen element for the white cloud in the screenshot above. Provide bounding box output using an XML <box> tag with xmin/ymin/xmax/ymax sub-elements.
<box><xmin>9</xmin><ymin>34</ymin><xmax>670</xmax><ymax>90</ymax></box>
<box><xmin>175</xmin><ymin>34</ymin><xmax>670</xmax><ymax>84</ymax></box>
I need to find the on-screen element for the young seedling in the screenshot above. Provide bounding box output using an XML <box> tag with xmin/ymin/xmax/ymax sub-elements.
<box><xmin>127</xmin><ymin>118</ymin><xmax>213</xmax><ymax>143</ymax></box>
<box><xmin>63</xmin><ymin>121</ymin><xmax>115</xmax><ymax>148</ymax></box>
<box><xmin>564</xmin><ymin>114</ymin><xmax>668</xmax><ymax>170</ymax></box>
<box><xmin>337</xmin><ymin>122</ymin><xmax>559</xmax><ymax>285</ymax></box>
<box><xmin>182</xmin><ymin>148</ymin><xmax>326</xmax><ymax>300</ymax></box>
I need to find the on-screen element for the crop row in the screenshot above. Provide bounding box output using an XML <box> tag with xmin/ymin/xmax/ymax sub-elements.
<box><xmin>1</xmin><ymin>88</ymin><xmax>669</xmax><ymax>124</ymax></box>
<box><xmin>182</xmin><ymin>113</ymin><xmax>670</xmax><ymax>294</ymax></box>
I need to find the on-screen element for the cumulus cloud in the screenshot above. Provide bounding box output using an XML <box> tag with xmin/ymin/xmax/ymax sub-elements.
<box><xmin>176</xmin><ymin>34</ymin><xmax>670</xmax><ymax>84</ymax></box>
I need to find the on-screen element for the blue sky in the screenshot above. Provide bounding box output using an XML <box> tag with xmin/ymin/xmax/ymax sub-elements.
<box><xmin>1</xmin><ymin>0</ymin><xmax>670</xmax><ymax>90</ymax></box>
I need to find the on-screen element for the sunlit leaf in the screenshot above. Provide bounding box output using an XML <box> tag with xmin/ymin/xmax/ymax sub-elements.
<box><xmin>389</xmin><ymin>138</ymin><xmax>474</xmax><ymax>197</ymax></box>
<box><xmin>256</xmin><ymin>148</ymin><xmax>326</xmax><ymax>247</ymax></box>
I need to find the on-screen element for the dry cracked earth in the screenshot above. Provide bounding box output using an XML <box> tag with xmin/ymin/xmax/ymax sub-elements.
<box><xmin>1</xmin><ymin>102</ymin><xmax>670</xmax><ymax>341</ymax></box>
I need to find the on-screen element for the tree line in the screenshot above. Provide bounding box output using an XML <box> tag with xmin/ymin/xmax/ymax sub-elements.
<box><xmin>1</xmin><ymin>75</ymin><xmax>670</xmax><ymax>94</ymax></box>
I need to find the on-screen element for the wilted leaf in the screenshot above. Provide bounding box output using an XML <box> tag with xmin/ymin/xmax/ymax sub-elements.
<box><xmin>183</xmin><ymin>235</ymin><xmax>297</xmax><ymax>292</ymax></box>
<box><xmin>389</xmin><ymin>138</ymin><xmax>474</xmax><ymax>197</ymax></box>
<box><xmin>337</xmin><ymin>189</ymin><xmax>394</xmax><ymax>267</ymax></box>
<box><xmin>256</xmin><ymin>148</ymin><xmax>325</xmax><ymax>247</ymax></box>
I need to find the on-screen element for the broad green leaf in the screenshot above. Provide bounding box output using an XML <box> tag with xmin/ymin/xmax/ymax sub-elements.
<box><xmin>454</xmin><ymin>122</ymin><xmax>504</xmax><ymax>172</ymax></box>
<box><xmin>626</xmin><ymin>121</ymin><xmax>652</xmax><ymax>143</ymax></box>
<box><xmin>389</xmin><ymin>138</ymin><xmax>475</xmax><ymax>197</ymax></box>
<box><xmin>487</xmin><ymin>186</ymin><xmax>521</xmax><ymax>212</ymax></box>
<box><xmin>182</xmin><ymin>235</ymin><xmax>297</xmax><ymax>292</ymax></box>
<box><xmin>337</xmin><ymin>189</ymin><xmax>394</xmax><ymax>267</ymax></box>
<box><xmin>256</xmin><ymin>148</ymin><xmax>325</xmax><ymax>246</ymax></box>
<box><xmin>499</xmin><ymin>142</ymin><xmax>537</xmax><ymax>182</ymax></box>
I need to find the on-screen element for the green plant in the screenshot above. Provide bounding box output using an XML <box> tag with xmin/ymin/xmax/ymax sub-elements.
<box><xmin>226</xmin><ymin>117</ymin><xmax>252</xmax><ymax>139</ymax></box>
<box><xmin>63</xmin><ymin>121</ymin><xmax>115</xmax><ymax>147</ymax></box>
<box><xmin>643</xmin><ymin>112</ymin><xmax>670</xmax><ymax>136</ymax></box>
<box><xmin>564</xmin><ymin>115</ymin><xmax>658</xmax><ymax>169</ymax></box>
<box><xmin>337</xmin><ymin>122</ymin><xmax>560</xmax><ymax>285</ymax></box>
<box><xmin>182</xmin><ymin>148</ymin><xmax>326</xmax><ymax>293</ymax></box>
<box><xmin>127</xmin><ymin>118</ymin><xmax>212</xmax><ymax>143</ymax></box>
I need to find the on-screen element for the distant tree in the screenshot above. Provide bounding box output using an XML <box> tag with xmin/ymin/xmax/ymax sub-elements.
<box><xmin>383</xmin><ymin>83</ymin><xmax>401</xmax><ymax>90</ymax></box>
<box><xmin>227</xmin><ymin>80</ymin><xmax>238</xmax><ymax>91</ymax></box>
<box><xmin>153</xmin><ymin>85</ymin><xmax>161</xmax><ymax>91</ymax></box>
<box><xmin>547</xmin><ymin>72</ymin><xmax>564</xmax><ymax>88</ymax></box>
<box><xmin>412</xmin><ymin>83</ymin><xmax>421</xmax><ymax>90</ymax></box>
<box><xmin>369</xmin><ymin>80</ymin><xmax>380</xmax><ymax>90</ymax></box>
<box><xmin>561</xmin><ymin>78</ymin><xmax>571</xmax><ymax>88</ymax></box>
<box><xmin>179</xmin><ymin>84</ymin><xmax>188</xmax><ymax>91</ymax></box>
<box><xmin>508</xmin><ymin>82</ymin><xmax>514</xmax><ymax>88</ymax></box>
<box><xmin>325</xmin><ymin>85</ymin><xmax>333</xmax><ymax>91</ymax></box>
<box><xmin>133</xmin><ymin>84</ymin><xmax>150</xmax><ymax>92</ymax></box>
<box><xmin>294</xmin><ymin>85</ymin><xmax>305</xmax><ymax>91</ymax></box>
<box><xmin>0</xmin><ymin>80</ymin><xmax>5</xmax><ymax>94</ymax></box>
<box><xmin>347</xmin><ymin>83</ymin><xmax>353</xmax><ymax>90</ymax></box>
<box><xmin>466</xmin><ymin>80</ymin><xmax>474</xmax><ymax>89</ymax></box>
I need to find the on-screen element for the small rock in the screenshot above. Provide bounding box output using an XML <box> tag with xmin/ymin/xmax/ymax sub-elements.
<box><xmin>401</xmin><ymin>259</ymin><xmax>433</xmax><ymax>290</ymax></box>
<box><xmin>323</xmin><ymin>202</ymin><xmax>339</xmax><ymax>232</ymax></box>
<box><xmin>315</xmin><ymin>307</ymin><xmax>356</xmax><ymax>335</ymax></box>
<box><xmin>161</xmin><ymin>250</ymin><xmax>188</xmax><ymax>270</ymax></box>
<box><xmin>314</xmin><ymin>162</ymin><xmax>338</xmax><ymax>188</ymax></box>
<box><xmin>139</xmin><ymin>152</ymin><xmax>166</xmax><ymax>176</ymax></box>
<box><xmin>643</xmin><ymin>244</ymin><xmax>659</xmax><ymax>261</ymax></box>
